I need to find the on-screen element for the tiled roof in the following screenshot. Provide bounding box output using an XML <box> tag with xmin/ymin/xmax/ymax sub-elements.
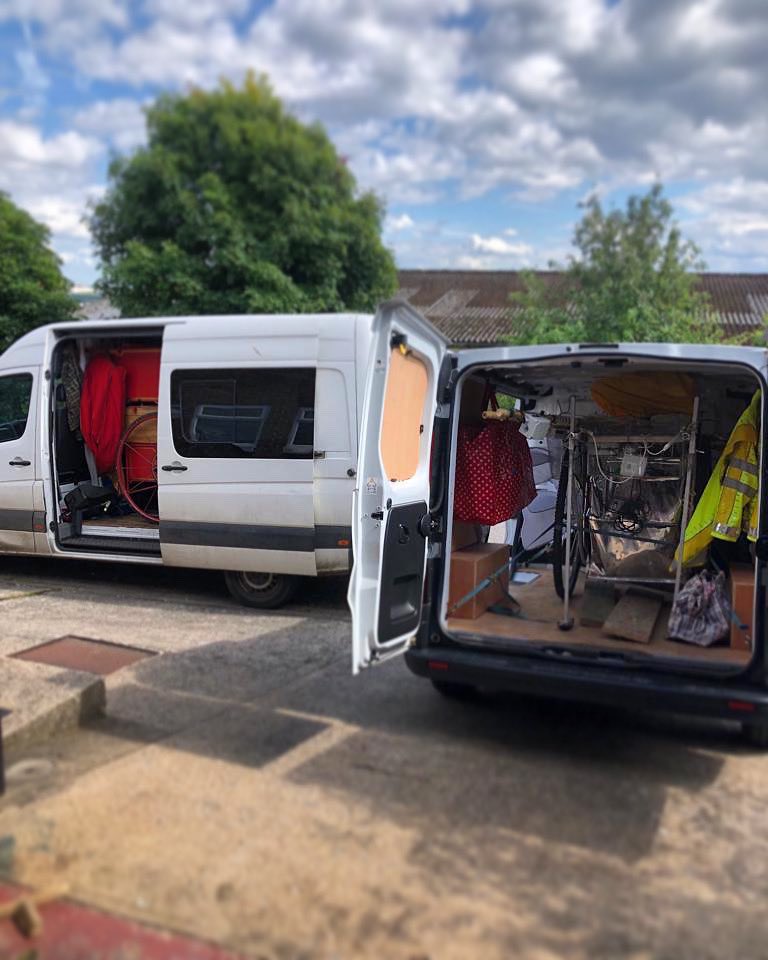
<box><xmin>396</xmin><ymin>269</ymin><xmax>768</xmax><ymax>344</ymax></box>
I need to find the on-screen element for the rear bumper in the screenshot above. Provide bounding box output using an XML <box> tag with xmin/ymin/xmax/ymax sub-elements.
<box><xmin>405</xmin><ymin>645</ymin><xmax>768</xmax><ymax>723</ymax></box>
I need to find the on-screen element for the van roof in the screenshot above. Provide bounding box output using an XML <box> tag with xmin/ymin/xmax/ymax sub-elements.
<box><xmin>5</xmin><ymin>312</ymin><xmax>373</xmax><ymax>348</ymax></box>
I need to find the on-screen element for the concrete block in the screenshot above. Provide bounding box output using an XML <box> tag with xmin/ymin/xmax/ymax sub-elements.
<box><xmin>0</xmin><ymin>659</ymin><xmax>106</xmax><ymax>755</ymax></box>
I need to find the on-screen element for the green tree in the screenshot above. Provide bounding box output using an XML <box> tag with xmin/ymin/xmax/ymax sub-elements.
<box><xmin>510</xmin><ymin>184</ymin><xmax>716</xmax><ymax>344</ymax></box>
<box><xmin>0</xmin><ymin>192</ymin><xmax>76</xmax><ymax>351</ymax></box>
<box><xmin>90</xmin><ymin>74</ymin><xmax>397</xmax><ymax>316</ymax></box>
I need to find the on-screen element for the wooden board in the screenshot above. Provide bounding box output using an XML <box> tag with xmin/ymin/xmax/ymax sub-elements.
<box><xmin>380</xmin><ymin>347</ymin><xmax>428</xmax><ymax>482</ymax></box>
<box><xmin>730</xmin><ymin>565</ymin><xmax>754</xmax><ymax>651</ymax></box>
<box><xmin>445</xmin><ymin>572</ymin><xmax>750</xmax><ymax>666</ymax></box>
<box><xmin>579</xmin><ymin>579</ymin><xmax>617</xmax><ymax>628</ymax></box>
<box><xmin>602</xmin><ymin>590</ymin><xmax>662</xmax><ymax>644</ymax></box>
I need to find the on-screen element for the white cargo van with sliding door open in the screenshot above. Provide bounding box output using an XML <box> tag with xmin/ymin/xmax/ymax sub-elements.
<box><xmin>0</xmin><ymin>313</ymin><xmax>372</xmax><ymax>607</ymax></box>
<box><xmin>349</xmin><ymin>301</ymin><xmax>768</xmax><ymax>745</ymax></box>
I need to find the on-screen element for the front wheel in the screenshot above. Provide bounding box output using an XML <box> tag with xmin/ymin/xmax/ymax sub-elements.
<box><xmin>552</xmin><ymin>449</ymin><xmax>587</xmax><ymax>600</ymax></box>
<box><xmin>224</xmin><ymin>571</ymin><xmax>299</xmax><ymax>609</ymax></box>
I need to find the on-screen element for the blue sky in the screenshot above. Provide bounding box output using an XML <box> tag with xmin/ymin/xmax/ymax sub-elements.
<box><xmin>1</xmin><ymin>0</ymin><xmax>766</xmax><ymax>287</ymax></box>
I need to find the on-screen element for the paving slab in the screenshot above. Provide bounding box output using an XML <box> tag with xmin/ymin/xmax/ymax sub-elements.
<box><xmin>0</xmin><ymin>658</ymin><xmax>106</xmax><ymax>754</ymax></box>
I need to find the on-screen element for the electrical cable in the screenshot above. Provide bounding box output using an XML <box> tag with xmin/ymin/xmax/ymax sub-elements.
<box><xmin>585</xmin><ymin>431</ymin><xmax>634</xmax><ymax>486</ymax></box>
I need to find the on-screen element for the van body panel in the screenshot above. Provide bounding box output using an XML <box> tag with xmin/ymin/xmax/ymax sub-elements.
<box><xmin>0</xmin><ymin>364</ymin><xmax>39</xmax><ymax>553</ymax></box>
<box><xmin>351</xmin><ymin>309</ymin><xmax>768</xmax><ymax>731</ymax></box>
<box><xmin>156</xmin><ymin>313</ymin><xmax>364</xmax><ymax>575</ymax></box>
<box><xmin>405</xmin><ymin>645</ymin><xmax>768</xmax><ymax>722</ymax></box>
<box><xmin>348</xmin><ymin>299</ymin><xmax>449</xmax><ymax>672</ymax></box>
<box><xmin>456</xmin><ymin>341</ymin><xmax>768</xmax><ymax>372</ymax></box>
<box><xmin>0</xmin><ymin>312</ymin><xmax>373</xmax><ymax>585</ymax></box>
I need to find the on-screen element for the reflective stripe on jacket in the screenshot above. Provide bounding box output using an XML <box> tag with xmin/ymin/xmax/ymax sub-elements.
<box><xmin>682</xmin><ymin>391</ymin><xmax>761</xmax><ymax>567</ymax></box>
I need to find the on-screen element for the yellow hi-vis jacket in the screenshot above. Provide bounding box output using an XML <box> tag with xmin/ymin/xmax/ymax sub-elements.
<box><xmin>682</xmin><ymin>390</ymin><xmax>761</xmax><ymax>567</ymax></box>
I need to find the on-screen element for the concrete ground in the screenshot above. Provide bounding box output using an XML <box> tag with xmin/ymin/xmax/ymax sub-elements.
<box><xmin>1</xmin><ymin>555</ymin><xmax>768</xmax><ymax>959</ymax></box>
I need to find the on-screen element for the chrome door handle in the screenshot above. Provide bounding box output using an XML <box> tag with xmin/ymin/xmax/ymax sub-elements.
<box><xmin>161</xmin><ymin>462</ymin><xmax>188</xmax><ymax>472</ymax></box>
<box><xmin>8</xmin><ymin>458</ymin><xmax>31</xmax><ymax>467</ymax></box>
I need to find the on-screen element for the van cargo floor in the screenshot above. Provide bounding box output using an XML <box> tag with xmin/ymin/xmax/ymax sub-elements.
<box><xmin>446</xmin><ymin>570</ymin><xmax>750</xmax><ymax>666</ymax></box>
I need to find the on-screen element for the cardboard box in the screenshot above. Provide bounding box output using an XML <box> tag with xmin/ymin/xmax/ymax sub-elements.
<box><xmin>730</xmin><ymin>564</ymin><xmax>754</xmax><ymax>651</ymax></box>
<box><xmin>125</xmin><ymin>405</ymin><xmax>157</xmax><ymax>443</ymax></box>
<box><xmin>451</xmin><ymin>521</ymin><xmax>482</xmax><ymax>551</ymax></box>
<box><xmin>448</xmin><ymin>543</ymin><xmax>509</xmax><ymax>620</ymax></box>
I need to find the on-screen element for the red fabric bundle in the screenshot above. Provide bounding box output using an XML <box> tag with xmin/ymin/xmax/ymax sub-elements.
<box><xmin>80</xmin><ymin>354</ymin><xmax>127</xmax><ymax>474</ymax></box>
<box><xmin>454</xmin><ymin>388</ymin><xmax>536</xmax><ymax>526</ymax></box>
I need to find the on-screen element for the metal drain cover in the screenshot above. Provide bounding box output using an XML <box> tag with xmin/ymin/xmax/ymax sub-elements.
<box><xmin>12</xmin><ymin>636</ymin><xmax>154</xmax><ymax>675</ymax></box>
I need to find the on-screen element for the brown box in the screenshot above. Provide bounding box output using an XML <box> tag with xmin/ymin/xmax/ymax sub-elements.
<box><xmin>730</xmin><ymin>565</ymin><xmax>754</xmax><ymax>651</ymax></box>
<box><xmin>451</xmin><ymin>521</ymin><xmax>482</xmax><ymax>551</ymax></box>
<box><xmin>448</xmin><ymin>543</ymin><xmax>510</xmax><ymax>620</ymax></box>
<box><xmin>125</xmin><ymin>404</ymin><xmax>157</xmax><ymax>443</ymax></box>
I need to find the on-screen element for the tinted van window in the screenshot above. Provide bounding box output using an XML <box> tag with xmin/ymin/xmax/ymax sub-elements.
<box><xmin>0</xmin><ymin>373</ymin><xmax>33</xmax><ymax>443</ymax></box>
<box><xmin>171</xmin><ymin>368</ymin><xmax>316</xmax><ymax>459</ymax></box>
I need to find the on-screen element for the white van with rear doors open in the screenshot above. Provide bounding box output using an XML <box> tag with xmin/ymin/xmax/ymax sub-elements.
<box><xmin>0</xmin><ymin>313</ymin><xmax>372</xmax><ymax>607</ymax></box>
<box><xmin>349</xmin><ymin>301</ymin><xmax>768</xmax><ymax>746</ymax></box>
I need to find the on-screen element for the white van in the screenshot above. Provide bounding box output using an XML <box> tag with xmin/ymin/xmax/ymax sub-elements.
<box><xmin>0</xmin><ymin>313</ymin><xmax>372</xmax><ymax>607</ymax></box>
<box><xmin>349</xmin><ymin>301</ymin><xmax>768</xmax><ymax>744</ymax></box>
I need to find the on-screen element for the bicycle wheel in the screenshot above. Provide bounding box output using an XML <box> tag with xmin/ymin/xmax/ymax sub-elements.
<box><xmin>116</xmin><ymin>412</ymin><xmax>159</xmax><ymax>523</ymax></box>
<box><xmin>552</xmin><ymin>448</ymin><xmax>586</xmax><ymax>599</ymax></box>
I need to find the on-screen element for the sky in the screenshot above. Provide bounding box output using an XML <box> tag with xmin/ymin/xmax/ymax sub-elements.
<box><xmin>0</xmin><ymin>0</ymin><xmax>766</xmax><ymax>287</ymax></box>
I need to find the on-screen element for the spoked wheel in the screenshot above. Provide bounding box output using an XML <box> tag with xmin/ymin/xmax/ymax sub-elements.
<box><xmin>552</xmin><ymin>448</ymin><xmax>588</xmax><ymax>600</ymax></box>
<box><xmin>116</xmin><ymin>412</ymin><xmax>159</xmax><ymax>523</ymax></box>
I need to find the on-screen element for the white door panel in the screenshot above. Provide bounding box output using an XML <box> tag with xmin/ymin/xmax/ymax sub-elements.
<box><xmin>157</xmin><ymin>358</ymin><xmax>319</xmax><ymax>573</ymax></box>
<box><xmin>348</xmin><ymin>301</ymin><xmax>449</xmax><ymax>672</ymax></box>
<box><xmin>0</xmin><ymin>368</ymin><xmax>37</xmax><ymax>553</ymax></box>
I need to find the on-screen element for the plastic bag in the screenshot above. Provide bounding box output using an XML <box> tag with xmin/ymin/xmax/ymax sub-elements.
<box><xmin>454</xmin><ymin>387</ymin><xmax>536</xmax><ymax>526</ymax></box>
<box><xmin>668</xmin><ymin>570</ymin><xmax>731</xmax><ymax>646</ymax></box>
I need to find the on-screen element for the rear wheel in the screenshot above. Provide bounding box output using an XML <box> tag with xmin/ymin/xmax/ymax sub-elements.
<box><xmin>430</xmin><ymin>679</ymin><xmax>477</xmax><ymax>700</ymax></box>
<box><xmin>224</xmin><ymin>571</ymin><xmax>299</xmax><ymax>609</ymax></box>
<box><xmin>742</xmin><ymin>721</ymin><xmax>768</xmax><ymax>749</ymax></box>
<box><xmin>552</xmin><ymin>449</ymin><xmax>587</xmax><ymax>599</ymax></box>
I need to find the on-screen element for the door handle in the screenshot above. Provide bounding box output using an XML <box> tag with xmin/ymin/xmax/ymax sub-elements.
<box><xmin>8</xmin><ymin>457</ymin><xmax>31</xmax><ymax>467</ymax></box>
<box><xmin>161</xmin><ymin>462</ymin><xmax>188</xmax><ymax>472</ymax></box>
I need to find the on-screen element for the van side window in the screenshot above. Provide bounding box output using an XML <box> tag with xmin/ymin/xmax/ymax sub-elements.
<box><xmin>0</xmin><ymin>373</ymin><xmax>33</xmax><ymax>443</ymax></box>
<box><xmin>170</xmin><ymin>368</ymin><xmax>316</xmax><ymax>459</ymax></box>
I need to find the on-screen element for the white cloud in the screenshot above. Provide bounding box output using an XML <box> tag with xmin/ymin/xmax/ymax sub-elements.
<box><xmin>677</xmin><ymin>178</ymin><xmax>768</xmax><ymax>270</ymax></box>
<box><xmin>471</xmin><ymin>233</ymin><xmax>533</xmax><ymax>257</ymax></box>
<box><xmin>1</xmin><ymin>0</ymin><xmax>766</xmax><ymax>277</ymax></box>
<box><xmin>0</xmin><ymin>121</ymin><xmax>104</xmax><ymax>280</ymax></box>
<box><xmin>0</xmin><ymin>120</ymin><xmax>101</xmax><ymax>171</ymax></box>
<box><xmin>386</xmin><ymin>213</ymin><xmax>414</xmax><ymax>231</ymax></box>
<box><xmin>73</xmin><ymin>98</ymin><xmax>148</xmax><ymax>152</ymax></box>
<box><xmin>142</xmin><ymin>0</ymin><xmax>250</xmax><ymax>26</ymax></box>
<box><xmin>505</xmin><ymin>53</ymin><xmax>574</xmax><ymax>103</ymax></box>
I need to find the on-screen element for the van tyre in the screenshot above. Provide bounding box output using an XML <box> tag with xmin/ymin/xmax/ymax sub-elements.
<box><xmin>224</xmin><ymin>571</ymin><xmax>298</xmax><ymax>609</ymax></box>
<box><xmin>742</xmin><ymin>721</ymin><xmax>768</xmax><ymax>749</ymax></box>
<box><xmin>430</xmin><ymin>679</ymin><xmax>477</xmax><ymax>700</ymax></box>
<box><xmin>552</xmin><ymin>449</ymin><xmax>586</xmax><ymax>600</ymax></box>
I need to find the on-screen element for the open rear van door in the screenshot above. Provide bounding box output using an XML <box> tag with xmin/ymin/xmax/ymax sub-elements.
<box><xmin>348</xmin><ymin>300</ymin><xmax>449</xmax><ymax>672</ymax></box>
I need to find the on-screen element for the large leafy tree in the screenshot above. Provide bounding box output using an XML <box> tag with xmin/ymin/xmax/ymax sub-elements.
<box><xmin>510</xmin><ymin>184</ymin><xmax>716</xmax><ymax>344</ymax></box>
<box><xmin>0</xmin><ymin>192</ymin><xmax>76</xmax><ymax>351</ymax></box>
<box><xmin>90</xmin><ymin>74</ymin><xmax>397</xmax><ymax>316</ymax></box>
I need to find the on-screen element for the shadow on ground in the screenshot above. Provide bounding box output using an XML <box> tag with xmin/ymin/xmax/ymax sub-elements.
<box><xmin>0</xmin><ymin>554</ymin><xmax>349</xmax><ymax>614</ymax></box>
<box><xmin>37</xmin><ymin>617</ymin><xmax>745</xmax><ymax>870</ymax></box>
